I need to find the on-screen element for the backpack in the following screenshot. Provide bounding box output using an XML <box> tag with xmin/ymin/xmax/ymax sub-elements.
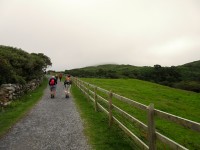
<box><xmin>50</xmin><ymin>78</ymin><xmax>55</xmax><ymax>85</ymax></box>
<box><xmin>64</xmin><ymin>78</ymin><xmax>72</xmax><ymax>87</ymax></box>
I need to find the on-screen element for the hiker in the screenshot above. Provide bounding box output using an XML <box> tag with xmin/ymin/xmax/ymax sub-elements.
<box><xmin>49</xmin><ymin>76</ymin><xmax>57</xmax><ymax>98</ymax></box>
<box><xmin>55</xmin><ymin>74</ymin><xmax>58</xmax><ymax>82</ymax></box>
<box><xmin>59</xmin><ymin>73</ymin><xmax>63</xmax><ymax>82</ymax></box>
<box><xmin>64</xmin><ymin>75</ymin><xmax>72</xmax><ymax>98</ymax></box>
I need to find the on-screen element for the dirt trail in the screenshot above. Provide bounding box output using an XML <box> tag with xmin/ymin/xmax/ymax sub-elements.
<box><xmin>0</xmin><ymin>80</ymin><xmax>90</xmax><ymax>150</ymax></box>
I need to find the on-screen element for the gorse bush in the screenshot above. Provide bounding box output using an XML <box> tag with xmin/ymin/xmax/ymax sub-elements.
<box><xmin>0</xmin><ymin>45</ymin><xmax>52</xmax><ymax>85</ymax></box>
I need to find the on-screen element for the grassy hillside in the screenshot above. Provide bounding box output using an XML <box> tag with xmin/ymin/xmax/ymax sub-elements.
<box><xmin>81</xmin><ymin>78</ymin><xmax>200</xmax><ymax>149</ymax></box>
<box><xmin>65</xmin><ymin>60</ymin><xmax>200</xmax><ymax>92</ymax></box>
<box><xmin>81</xmin><ymin>64</ymin><xmax>138</xmax><ymax>72</ymax></box>
<box><xmin>181</xmin><ymin>60</ymin><xmax>200</xmax><ymax>69</ymax></box>
<box><xmin>82</xmin><ymin>78</ymin><xmax>200</xmax><ymax>121</ymax></box>
<box><xmin>65</xmin><ymin>64</ymin><xmax>141</xmax><ymax>78</ymax></box>
<box><xmin>177</xmin><ymin>60</ymin><xmax>200</xmax><ymax>80</ymax></box>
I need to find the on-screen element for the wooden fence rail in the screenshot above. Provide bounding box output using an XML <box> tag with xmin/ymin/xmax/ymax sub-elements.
<box><xmin>73</xmin><ymin>77</ymin><xmax>200</xmax><ymax>150</ymax></box>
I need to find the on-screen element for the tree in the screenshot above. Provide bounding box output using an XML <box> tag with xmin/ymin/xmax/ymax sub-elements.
<box><xmin>0</xmin><ymin>45</ymin><xmax>52</xmax><ymax>84</ymax></box>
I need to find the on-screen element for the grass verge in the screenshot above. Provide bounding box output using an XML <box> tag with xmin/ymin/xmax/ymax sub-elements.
<box><xmin>71</xmin><ymin>84</ymin><xmax>141</xmax><ymax>150</ymax></box>
<box><xmin>0</xmin><ymin>77</ymin><xmax>48</xmax><ymax>138</ymax></box>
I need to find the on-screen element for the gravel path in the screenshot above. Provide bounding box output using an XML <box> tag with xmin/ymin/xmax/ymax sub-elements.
<box><xmin>0</xmin><ymin>80</ymin><xmax>91</xmax><ymax>150</ymax></box>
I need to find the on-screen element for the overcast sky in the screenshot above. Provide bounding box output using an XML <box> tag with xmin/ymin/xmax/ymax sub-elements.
<box><xmin>0</xmin><ymin>0</ymin><xmax>200</xmax><ymax>71</ymax></box>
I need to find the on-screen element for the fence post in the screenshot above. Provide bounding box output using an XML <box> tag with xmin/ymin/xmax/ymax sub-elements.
<box><xmin>77</xmin><ymin>78</ymin><xmax>79</xmax><ymax>88</ymax></box>
<box><xmin>79</xmin><ymin>79</ymin><xmax>82</xmax><ymax>91</ymax></box>
<box><xmin>87</xmin><ymin>83</ymin><xmax>90</xmax><ymax>101</ymax></box>
<box><xmin>109</xmin><ymin>90</ymin><xmax>113</xmax><ymax>126</ymax></box>
<box><xmin>75</xmin><ymin>77</ymin><xmax>78</xmax><ymax>87</ymax></box>
<box><xmin>76</xmin><ymin>78</ymin><xmax>78</xmax><ymax>87</ymax></box>
<box><xmin>94</xmin><ymin>87</ymin><xmax>98</xmax><ymax>111</ymax></box>
<box><xmin>75</xmin><ymin>77</ymin><xmax>77</xmax><ymax>86</ymax></box>
<box><xmin>148</xmin><ymin>104</ymin><xmax>156</xmax><ymax>150</ymax></box>
<box><xmin>78</xmin><ymin>78</ymin><xmax>80</xmax><ymax>88</ymax></box>
<box><xmin>87</xmin><ymin>83</ymin><xmax>90</xmax><ymax>94</ymax></box>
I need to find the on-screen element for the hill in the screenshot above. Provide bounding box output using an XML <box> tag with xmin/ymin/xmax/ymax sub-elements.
<box><xmin>177</xmin><ymin>60</ymin><xmax>200</xmax><ymax>80</ymax></box>
<box><xmin>64</xmin><ymin>60</ymin><xmax>200</xmax><ymax>92</ymax></box>
<box><xmin>181</xmin><ymin>60</ymin><xmax>200</xmax><ymax>68</ymax></box>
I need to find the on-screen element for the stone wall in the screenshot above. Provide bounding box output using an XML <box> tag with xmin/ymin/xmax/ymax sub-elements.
<box><xmin>0</xmin><ymin>78</ymin><xmax>43</xmax><ymax>106</ymax></box>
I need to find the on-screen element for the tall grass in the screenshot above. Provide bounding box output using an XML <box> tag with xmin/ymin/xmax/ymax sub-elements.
<box><xmin>0</xmin><ymin>77</ymin><xmax>48</xmax><ymax>138</ymax></box>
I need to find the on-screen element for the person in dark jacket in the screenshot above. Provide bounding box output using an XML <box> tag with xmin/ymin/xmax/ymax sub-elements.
<box><xmin>55</xmin><ymin>74</ymin><xmax>58</xmax><ymax>82</ymax></box>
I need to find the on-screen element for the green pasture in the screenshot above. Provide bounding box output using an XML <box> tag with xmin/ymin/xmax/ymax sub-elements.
<box><xmin>79</xmin><ymin>78</ymin><xmax>200</xmax><ymax>149</ymax></box>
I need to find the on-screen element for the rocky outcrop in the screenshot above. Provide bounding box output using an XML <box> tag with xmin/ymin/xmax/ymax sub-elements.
<box><xmin>0</xmin><ymin>78</ymin><xmax>43</xmax><ymax>107</ymax></box>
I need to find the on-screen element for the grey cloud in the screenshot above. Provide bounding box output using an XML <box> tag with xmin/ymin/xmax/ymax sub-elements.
<box><xmin>0</xmin><ymin>0</ymin><xmax>200</xmax><ymax>71</ymax></box>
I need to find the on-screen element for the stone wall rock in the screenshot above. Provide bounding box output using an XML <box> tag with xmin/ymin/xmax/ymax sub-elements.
<box><xmin>0</xmin><ymin>77</ymin><xmax>43</xmax><ymax>107</ymax></box>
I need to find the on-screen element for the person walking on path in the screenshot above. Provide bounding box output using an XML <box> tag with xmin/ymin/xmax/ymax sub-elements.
<box><xmin>55</xmin><ymin>74</ymin><xmax>58</xmax><ymax>82</ymax></box>
<box><xmin>0</xmin><ymin>80</ymin><xmax>90</xmax><ymax>150</ymax></box>
<box><xmin>59</xmin><ymin>73</ymin><xmax>63</xmax><ymax>82</ymax></box>
<box><xmin>49</xmin><ymin>76</ymin><xmax>57</xmax><ymax>98</ymax></box>
<box><xmin>64</xmin><ymin>75</ymin><xmax>72</xmax><ymax>98</ymax></box>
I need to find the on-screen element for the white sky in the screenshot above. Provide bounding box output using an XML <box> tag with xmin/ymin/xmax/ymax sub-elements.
<box><xmin>0</xmin><ymin>0</ymin><xmax>200</xmax><ymax>71</ymax></box>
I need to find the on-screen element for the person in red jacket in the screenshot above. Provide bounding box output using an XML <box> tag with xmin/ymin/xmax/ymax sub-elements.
<box><xmin>49</xmin><ymin>76</ymin><xmax>57</xmax><ymax>98</ymax></box>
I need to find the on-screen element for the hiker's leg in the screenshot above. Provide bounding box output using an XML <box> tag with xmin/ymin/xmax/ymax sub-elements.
<box><xmin>67</xmin><ymin>85</ymin><xmax>70</xmax><ymax>94</ymax></box>
<box><xmin>50</xmin><ymin>86</ymin><xmax>52</xmax><ymax>94</ymax></box>
<box><xmin>68</xmin><ymin>85</ymin><xmax>71</xmax><ymax>94</ymax></box>
<box><xmin>65</xmin><ymin>87</ymin><xmax>68</xmax><ymax>94</ymax></box>
<box><xmin>50</xmin><ymin>86</ymin><xmax>54</xmax><ymax>98</ymax></box>
<box><xmin>53</xmin><ymin>85</ymin><xmax>56</xmax><ymax>96</ymax></box>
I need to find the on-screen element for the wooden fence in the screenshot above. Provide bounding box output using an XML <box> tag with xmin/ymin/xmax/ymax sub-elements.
<box><xmin>72</xmin><ymin>77</ymin><xmax>200</xmax><ymax>150</ymax></box>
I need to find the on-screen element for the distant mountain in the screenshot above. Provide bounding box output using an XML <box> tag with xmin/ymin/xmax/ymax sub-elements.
<box><xmin>65</xmin><ymin>60</ymin><xmax>200</xmax><ymax>92</ymax></box>
<box><xmin>78</xmin><ymin>64</ymin><xmax>139</xmax><ymax>72</ymax></box>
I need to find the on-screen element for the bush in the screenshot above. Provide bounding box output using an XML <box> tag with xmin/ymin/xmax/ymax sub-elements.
<box><xmin>0</xmin><ymin>45</ymin><xmax>52</xmax><ymax>85</ymax></box>
<box><xmin>174</xmin><ymin>81</ymin><xmax>200</xmax><ymax>93</ymax></box>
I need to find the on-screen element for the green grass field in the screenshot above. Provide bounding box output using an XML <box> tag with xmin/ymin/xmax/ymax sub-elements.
<box><xmin>78</xmin><ymin>78</ymin><xmax>200</xmax><ymax>149</ymax></box>
<box><xmin>0</xmin><ymin>77</ymin><xmax>48</xmax><ymax>138</ymax></box>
